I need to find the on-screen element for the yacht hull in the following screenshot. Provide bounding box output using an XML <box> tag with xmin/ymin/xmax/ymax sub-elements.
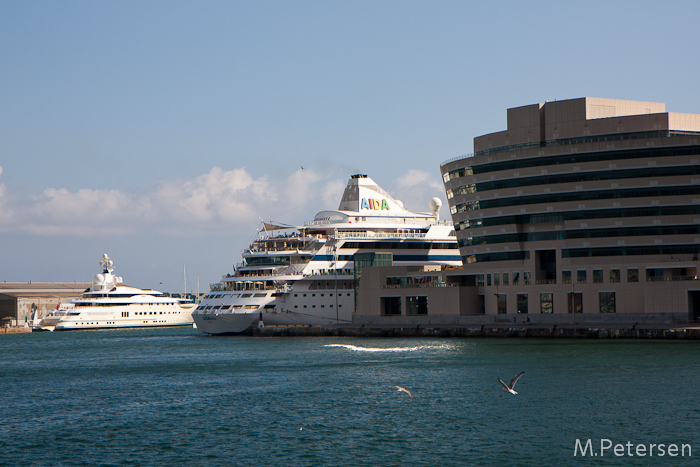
<box><xmin>194</xmin><ymin>312</ymin><xmax>260</xmax><ymax>334</ymax></box>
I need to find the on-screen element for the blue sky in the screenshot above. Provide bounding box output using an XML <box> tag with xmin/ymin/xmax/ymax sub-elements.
<box><xmin>2</xmin><ymin>0</ymin><xmax>699</xmax><ymax>292</ymax></box>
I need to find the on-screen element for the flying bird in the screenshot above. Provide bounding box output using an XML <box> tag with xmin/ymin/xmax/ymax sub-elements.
<box><xmin>498</xmin><ymin>371</ymin><xmax>525</xmax><ymax>395</ymax></box>
<box><xmin>393</xmin><ymin>385</ymin><xmax>414</xmax><ymax>401</ymax></box>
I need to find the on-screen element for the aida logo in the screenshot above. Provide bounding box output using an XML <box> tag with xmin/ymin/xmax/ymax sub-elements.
<box><xmin>361</xmin><ymin>198</ymin><xmax>390</xmax><ymax>210</ymax></box>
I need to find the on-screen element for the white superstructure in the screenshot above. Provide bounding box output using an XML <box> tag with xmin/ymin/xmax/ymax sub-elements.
<box><xmin>192</xmin><ymin>174</ymin><xmax>461</xmax><ymax>335</ymax></box>
<box><xmin>37</xmin><ymin>254</ymin><xmax>195</xmax><ymax>331</ymax></box>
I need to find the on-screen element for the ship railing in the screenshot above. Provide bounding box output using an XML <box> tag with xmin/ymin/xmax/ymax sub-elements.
<box><xmin>304</xmin><ymin>218</ymin><xmax>453</xmax><ymax>227</ymax></box>
<box><xmin>274</xmin><ymin>284</ymin><xmax>293</xmax><ymax>293</ymax></box>
<box><xmin>243</xmin><ymin>244</ymin><xmax>317</xmax><ymax>254</ymax></box>
<box><xmin>333</xmin><ymin>231</ymin><xmax>428</xmax><ymax>239</ymax></box>
<box><xmin>382</xmin><ymin>283</ymin><xmax>456</xmax><ymax>289</ymax></box>
<box><xmin>308</xmin><ymin>269</ymin><xmax>353</xmax><ymax>276</ymax></box>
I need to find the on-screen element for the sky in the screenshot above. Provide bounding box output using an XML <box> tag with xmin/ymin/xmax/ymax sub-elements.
<box><xmin>2</xmin><ymin>0</ymin><xmax>700</xmax><ymax>293</ymax></box>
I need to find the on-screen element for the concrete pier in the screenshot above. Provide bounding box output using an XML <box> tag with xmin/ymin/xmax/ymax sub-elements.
<box><xmin>1</xmin><ymin>326</ymin><xmax>33</xmax><ymax>335</ymax></box>
<box><xmin>249</xmin><ymin>323</ymin><xmax>700</xmax><ymax>339</ymax></box>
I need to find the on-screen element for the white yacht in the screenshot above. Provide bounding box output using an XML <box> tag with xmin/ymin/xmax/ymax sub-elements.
<box><xmin>192</xmin><ymin>174</ymin><xmax>461</xmax><ymax>335</ymax></box>
<box><xmin>37</xmin><ymin>254</ymin><xmax>195</xmax><ymax>331</ymax></box>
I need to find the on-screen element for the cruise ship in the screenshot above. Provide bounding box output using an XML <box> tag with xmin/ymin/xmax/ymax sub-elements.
<box><xmin>192</xmin><ymin>174</ymin><xmax>461</xmax><ymax>334</ymax></box>
<box><xmin>37</xmin><ymin>254</ymin><xmax>195</xmax><ymax>331</ymax></box>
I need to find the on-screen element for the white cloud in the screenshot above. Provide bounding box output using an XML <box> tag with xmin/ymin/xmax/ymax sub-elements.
<box><xmin>394</xmin><ymin>169</ymin><xmax>444</xmax><ymax>191</ymax></box>
<box><xmin>389</xmin><ymin>169</ymin><xmax>446</xmax><ymax>214</ymax></box>
<box><xmin>31</xmin><ymin>187</ymin><xmax>134</xmax><ymax>220</ymax></box>
<box><xmin>0</xmin><ymin>167</ymin><xmax>449</xmax><ymax>237</ymax></box>
<box><xmin>0</xmin><ymin>167</ymin><xmax>16</xmax><ymax>228</ymax></box>
<box><xmin>0</xmin><ymin>166</ymin><xmax>276</xmax><ymax>236</ymax></box>
<box><xmin>282</xmin><ymin>168</ymin><xmax>323</xmax><ymax>210</ymax></box>
<box><xmin>153</xmin><ymin>167</ymin><xmax>276</xmax><ymax>224</ymax></box>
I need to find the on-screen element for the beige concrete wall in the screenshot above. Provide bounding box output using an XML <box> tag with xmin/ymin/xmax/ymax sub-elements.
<box><xmin>669</xmin><ymin>112</ymin><xmax>700</xmax><ymax>132</ymax></box>
<box><xmin>354</xmin><ymin>266</ymin><xmax>482</xmax><ymax>319</ymax></box>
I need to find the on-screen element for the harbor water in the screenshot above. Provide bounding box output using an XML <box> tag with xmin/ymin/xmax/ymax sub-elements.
<box><xmin>1</xmin><ymin>327</ymin><xmax>699</xmax><ymax>466</ymax></box>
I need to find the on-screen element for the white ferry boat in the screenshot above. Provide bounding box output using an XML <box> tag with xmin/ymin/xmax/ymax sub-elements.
<box><xmin>37</xmin><ymin>254</ymin><xmax>195</xmax><ymax>331</ymax></box>
<box><xmin>192</xmin><ymin>174</ymin><xmax>461</xmax><ymax>335</ymax></box>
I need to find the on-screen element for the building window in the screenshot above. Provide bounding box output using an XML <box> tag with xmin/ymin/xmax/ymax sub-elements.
<box><xmin>407</xmin><ymin>296</ymin><xmax>428</xmax><ymax>315</ymax></box>
<box><xmin>497</xmin><ymin>295</ymin><xmax>507</xmax><ymax>314</ymax></box>
<box><xmin>577</xmin><ymin>270</ymin><xmax>587</xmax><ymax>284</ymax></box>
<box><xmin>503</xmin><ymin>273</ymin><xmax>509</xmax><ymax>286</ymax></box>
<box><xmin>593</xmin><ymin>270</ymin><xmax>603</xmax><ymax>284</ymax></box>
<box><xmin>562</xmin><ymin>270</ymin><xmax>571</xmax><ymax>284</ymax></box>
<box><xmin>494</xmin><ymin>273</ymin><xmax>500</xmax><ymax>286</ymax></box>
<box><xmin>477</xmin><ymin>274</ymin><xmax>485</xmax><ymax>286</ymax></box>
<box><xmin>540</xmin><ymin>293</ymin><xmax>553</xmax><ymax>314</ymax></box>
<box><xmin>382</xmin><ymin>297</ymin><xmax>402</xmax><ymax>315</ymax></box>
<box><xmin>523</xmin><ymin>272</ymin><xmax>531</xmax><ymax>286</ymax></box>
<box><xmin>517</xmin><ymin>294</ymin><xmax>528</xmax><ymax>314</ymax></box>
<box><xmin>599</xmin><ymin>292</ymin><xmax>616</xmax><ymax>313</ymax></box>
<box><xmin>610</xmin><ymin>269</ymin><xmax>621</xmax><ymax>283</ymax></box>
<box><xmin>487</xmin><ymin>274</ymin><xmax>492</xmax><ymax>286</ymax></box>
<box><xmin>627</xmin><ymin>268</ymin><xmax>639</xmax><ymax>282</ymax></box>
<box><xmin>512</xmin><ymin>272</ymin><xmax>520</xmax><ymax>285</ymax></box>
<box><xmin>568</xmin><ymin>292</ymin><xmax>583</xmax><ymax>314</ymax></box>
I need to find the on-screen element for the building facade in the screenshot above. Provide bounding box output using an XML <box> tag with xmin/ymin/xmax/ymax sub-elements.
<box><xmin>0</xmin><ymin>283</ymin><xmax>91</xmax><ymax>325</ymax></box>
<box><xmin>440</xmin><ymin>97</ymin><xmax>700</xmax><ymax>324</ymax></box>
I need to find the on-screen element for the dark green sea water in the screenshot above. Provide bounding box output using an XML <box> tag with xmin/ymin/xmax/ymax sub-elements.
<box><xmin>1</xmin><ymin>327</ymin><xmax>698</xmax><ymax>466</ymax></box>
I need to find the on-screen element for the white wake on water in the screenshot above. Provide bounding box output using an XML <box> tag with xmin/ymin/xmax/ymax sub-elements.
<box><xmin>323</xmin><ymin>343</ymin><xmax>451</xmax><ymax>352</ymax></box>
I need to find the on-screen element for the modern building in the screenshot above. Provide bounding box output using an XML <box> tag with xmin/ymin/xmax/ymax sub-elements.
<box><xmin>355</xmin><ymin>97</ymin><xmax>700</xmax><ymax>326</ymax></box>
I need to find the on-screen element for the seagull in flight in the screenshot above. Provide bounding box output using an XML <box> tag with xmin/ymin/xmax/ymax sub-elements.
<box><xmin>498</xmin><ymin>371</ymin><xmax>525</xmax><ymax>395</ymax></box>
<box><xmin>393</xmin><ymin>385</ymin><xmax>414</xmax><ymax>401</ymax></box>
